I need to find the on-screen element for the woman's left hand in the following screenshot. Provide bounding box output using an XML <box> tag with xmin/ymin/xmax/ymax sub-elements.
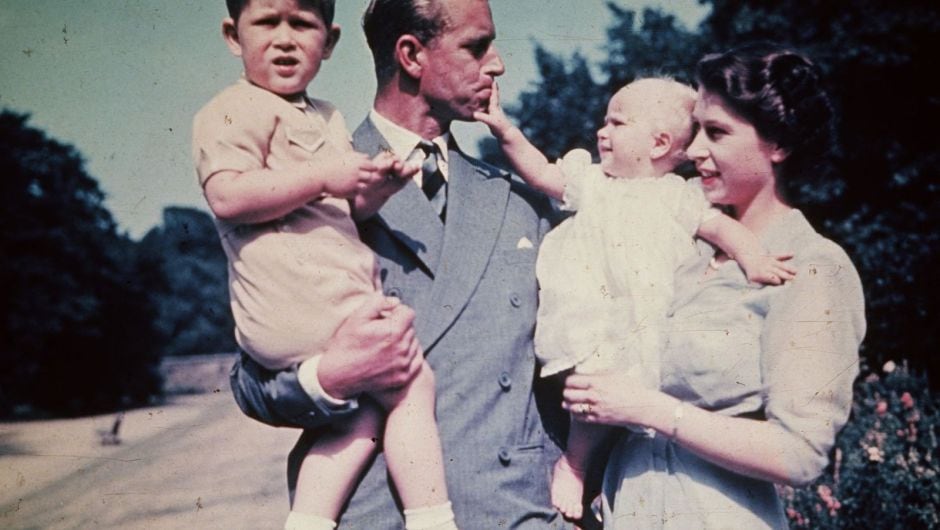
<box><xmin>563</xmin><ymin>372</ymin><xmax>674</xmax><ymax>430</ymax></box>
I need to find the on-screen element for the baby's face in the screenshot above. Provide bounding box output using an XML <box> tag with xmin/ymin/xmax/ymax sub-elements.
<box><xmin>225</xmin><ymin>0</ymin><xmax>338</xmax><ymax>97</ymax></box>
<box><xmin>596</xmin><ymin>88</ymin><xmax>655</xmax><ymax>178</ymax></box>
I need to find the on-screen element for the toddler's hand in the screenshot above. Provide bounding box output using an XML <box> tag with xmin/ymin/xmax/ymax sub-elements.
<box><xmin>737</xmin><ymin>252</ymin><xmax>797</xmax><ymax>285</ymax></box>
<box><xmin>473</xmin><ymin>82</ymin><xmax>515</xmax><ymax>139</ymax></box>
<box><xmin>323</xmin><ymin>151</ymin><xmax>375</xmax><ymax>199</ymax></box>
<box><xmin>350</xmin><ymin>151</ymin><xmax>417</xmax><ymax>220</ymax></box>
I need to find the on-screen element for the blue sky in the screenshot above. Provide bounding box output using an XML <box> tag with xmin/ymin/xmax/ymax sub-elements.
<box><xmin>0</xmin><ymin>1</ymin><xmax>708</xmax><ymax>237</ymax></box>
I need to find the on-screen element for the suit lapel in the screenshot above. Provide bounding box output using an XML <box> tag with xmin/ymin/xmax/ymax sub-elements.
<box><xmin>352</xmin><ymin>119</ymin><xmax>444</xmax><ymax>275</ymax></box>
<box><xmin>420</xmin><ymin>148</ymin><xmax>509</xmax><ymax>349</ymax></box>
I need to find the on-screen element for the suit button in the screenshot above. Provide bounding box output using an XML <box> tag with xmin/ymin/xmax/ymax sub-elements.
<box><xmin>498</xmin><ymin>372</ymin><xmax>512</xmax><ymax>391</ymax></box>
<box><xmin>509</xmin><ymin>294</ymin><xmax>522</xmax><ymax>307</ymax></box>
<box><xmin>387</xmin><ymin>287</ymin><xmax>402</xmax><ymax>298</ymax></box>
<box><xmin>498</xmin><ymin>447</ymin><xmax>511</xmax><ymax>465</ymax></box>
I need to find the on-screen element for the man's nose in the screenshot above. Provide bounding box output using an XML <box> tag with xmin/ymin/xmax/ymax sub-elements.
<box><xmin>484</xmin><ymin>45</ymin><xmax>506</xmax><ymax>77</ymax></box>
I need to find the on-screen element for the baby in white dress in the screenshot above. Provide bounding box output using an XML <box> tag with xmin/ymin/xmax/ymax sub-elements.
<box><xmin>476</xmin><ymin>78</ymin><xmax>796</xmax><ymax>520</ymax></box>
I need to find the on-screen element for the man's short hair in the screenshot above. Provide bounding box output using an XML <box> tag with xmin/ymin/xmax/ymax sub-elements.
<box><xmin>362</xmin><ymin>0</ymin><xmax>448</xmax><ymax>85</ymax></box>
<box><xmin>225</xmin><ymin>0</ymin><xmax>335</xmax><ymax>26</ymax></box>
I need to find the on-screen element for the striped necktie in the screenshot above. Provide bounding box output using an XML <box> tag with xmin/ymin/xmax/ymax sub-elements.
<box><xmin>417</xmin><ymin>140</ymin><xmax>446</xmax><ymax>220</ymax></box>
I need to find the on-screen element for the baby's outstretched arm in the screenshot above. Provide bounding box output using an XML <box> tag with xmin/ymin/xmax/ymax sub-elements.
<box><xmin>698</xmin><ymin>213</ymin><xmax>797</xmax><ymax>285</ymax></box>
<box><xmin>474</xmin><ymin>84</ymin><xmax>566</xmax><ymax>200</ymax></box>
<box><xmin>351</xmin><ymin>152</ymin><xmax>419</xmax><ymax>221</ymax></box>
<box><xmin>203</xmin><ymin>149</ymin><xmax>377</xmax><ymax>225</ymax></box>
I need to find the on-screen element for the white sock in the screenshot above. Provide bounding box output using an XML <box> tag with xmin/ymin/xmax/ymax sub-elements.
<box><xmin>284</xmin><ymin>511</ymin><xmax>337</xmax><ymax>530</ymax></box>
<box><xmin>404</xmin><ymin>501</ymin><xmax>458</xmax><ymax>530</ymax></box>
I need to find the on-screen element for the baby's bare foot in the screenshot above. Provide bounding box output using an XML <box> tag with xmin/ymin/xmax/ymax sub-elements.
<box><xmin>551</xmin><ymin>455</ymin><xmax>586</xmax><ymax>520</ymax></box>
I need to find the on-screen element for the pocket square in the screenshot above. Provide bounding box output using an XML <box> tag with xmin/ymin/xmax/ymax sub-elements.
<box><xmin>516</xmin><ymin>236</ymin><xmax>534</xmax><ymax>249</ymax></box>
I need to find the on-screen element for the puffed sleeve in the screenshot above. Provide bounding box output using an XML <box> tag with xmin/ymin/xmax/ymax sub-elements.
<box><xmin>192</xmin><ymin>87</ymin><xmax>276</xmax><ymax>187</ymax></box>
<box><xmin>674</xmin><ymin>176</ymin><xmax>720</xmax><ymax>236</ymax></box>
<box><xmin>557</xmin><ymin>148</ymin><xmax>603</xmax><ymax>212</ymax></box>
<box><xmin>760</xmin><ymin>239</ymin><xmax>866</xmax><ymax>485</ymax></box>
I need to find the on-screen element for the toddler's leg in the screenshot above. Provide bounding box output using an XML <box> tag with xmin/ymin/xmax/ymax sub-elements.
<box><xmin>552</xmin><ymin>419</ymin><xmax>611</xmax><ymax>521</ymax></box>
<box><xmin>375</xmin><ymin>361</ymin><xmax>457</xmax><ymax>530</ymax></box>
<box><xmin>289</xmin><ymin>402</ymin><xmax>383</xmax><ymax>524</ymax></box>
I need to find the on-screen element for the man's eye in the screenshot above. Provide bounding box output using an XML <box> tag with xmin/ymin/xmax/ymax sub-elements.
<box><xmin>468</xmin><ymin>41</ymin><xmax>489</xmax><ymax>58</ymax></box>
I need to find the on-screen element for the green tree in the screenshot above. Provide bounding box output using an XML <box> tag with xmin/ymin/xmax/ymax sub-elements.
<box><xmin>138</xmin><ymin>207</ymin><xmax>236</xmax><ymax>357</ymax></box>
<box><xmin>0</xmin><ymin>111</ymin><xmax>162</xmax><ymax>416</ymax></box>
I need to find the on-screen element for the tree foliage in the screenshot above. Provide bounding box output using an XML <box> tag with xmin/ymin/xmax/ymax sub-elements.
<box><xmin>482</xmin><ymin>0</ymin><xmax>939</xmax><ymax>381</ymax></box>
<box><xmin>0</xmin><ymin>111</ymin><xmax>162</xmax><ymax>416</ymax></box>
<box><xmin>139</xmin><ymin>207</ymin><xmax>236</xmax><ymax>357</ymax></box>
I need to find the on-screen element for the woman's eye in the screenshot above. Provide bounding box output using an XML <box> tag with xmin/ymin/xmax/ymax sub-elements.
<box><xmin>706</xmin><ymin>126</ymin><xmax>725</xmax><ymax>139</ymax></box>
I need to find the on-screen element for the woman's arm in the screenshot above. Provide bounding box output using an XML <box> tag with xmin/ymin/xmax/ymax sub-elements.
<box><xmin>564</xmin><ymin>241</ymin><xmax>865</xmax><ymax>486</ymax></box>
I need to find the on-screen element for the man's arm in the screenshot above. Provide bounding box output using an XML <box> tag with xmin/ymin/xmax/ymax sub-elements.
<box><xmin>231</xmin><ymin>295</ymin><xmax>424</xmax><ymax>430</ymax></box>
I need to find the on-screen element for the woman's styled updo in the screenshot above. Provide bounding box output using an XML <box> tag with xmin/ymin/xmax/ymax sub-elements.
<box><xmin>694</xmin><ymin>43</ymin><xmax>835</xmax><ymax>186</ymax></box>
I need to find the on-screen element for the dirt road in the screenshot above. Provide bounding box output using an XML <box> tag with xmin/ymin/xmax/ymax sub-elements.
<box><xmin>0</xmin><ymin>391</ymin><xmax>299</xmax><ymax>529</ymax></box>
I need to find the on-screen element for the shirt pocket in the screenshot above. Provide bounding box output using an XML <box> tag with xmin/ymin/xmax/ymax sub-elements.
<box><xmin>285</xmin><ymin>125</ymin><xmax>326</xmax><ymax>156</ymax></box>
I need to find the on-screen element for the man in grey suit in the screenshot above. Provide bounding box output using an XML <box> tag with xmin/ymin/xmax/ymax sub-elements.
<box><xmin>231</xmin><ymin>0</ymin><xmax>573</xmax><ymax>527</ymax></box>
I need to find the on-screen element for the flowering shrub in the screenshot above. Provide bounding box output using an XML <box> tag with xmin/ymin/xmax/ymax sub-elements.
<box><xmin>780</xmin><ymin>361</ymin><xmax>939</xmax><ymax>528</ymax></box>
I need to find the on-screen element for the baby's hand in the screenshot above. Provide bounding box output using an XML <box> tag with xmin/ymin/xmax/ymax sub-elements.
<box><xmin>737</xmin><ymin>252</ymin><xmax>797</xmax><ymax>285</ymax></box>
<box><xmin>350</xmin><ymin>151</ymin><xmax>417</xmax><ymax>220</ymax></box>
<box><xmin>473</xmin><ymin>82</ymin><xmax>515</xmax><ymax>139</ymax></box>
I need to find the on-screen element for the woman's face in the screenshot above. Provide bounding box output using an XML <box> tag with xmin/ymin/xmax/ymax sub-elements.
<box><xmin>686</xmin><ymin>89</ymin><xmax>786</xmax><ymax>210</ymax></box>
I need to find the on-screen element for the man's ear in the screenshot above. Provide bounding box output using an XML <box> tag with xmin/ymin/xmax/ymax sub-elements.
<box><xmin>395</xmin><ymin>35</ymin><xmax>425</xmax><ymax>79</ymax></box>
<box><xmin>649</xmin><ymin>131</ymin><xmax>673</xmax><ymax>161</ymax></box>
<box><xmin>222</xmin><ymin>18</ymin><xmax>242</xmax><ymax>57</ymax></box>
<box><xmin>322</xmin><ymin>24</ymin><xmax>342</xmax><ymax>60</ymax></box>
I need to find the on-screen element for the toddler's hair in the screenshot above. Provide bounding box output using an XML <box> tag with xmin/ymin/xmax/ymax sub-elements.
<box><xmin>623</xmin><ymin>78</ymin><xmax>697</xmax><ymax>168</ymax></box>
<box><xmin>225</xmin><ymin>0</ymin><xmax>336</xmax><ymax>25</ymax></box>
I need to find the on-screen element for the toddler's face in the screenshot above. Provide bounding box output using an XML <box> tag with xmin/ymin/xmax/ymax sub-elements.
<box><xmin>224</xmin><ymin>0</ymin><xmax>338</xmax><ymax>97</ymax></box>
<box><xmin>596</xmin><ymin>88</ymin><xmax>655</xmax><ymax>178</ymax></box>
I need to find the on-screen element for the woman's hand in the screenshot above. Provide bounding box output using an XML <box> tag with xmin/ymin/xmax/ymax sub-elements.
<box><xmin>563</xmin><ymin>372</ymin><xmax>677</xmax><ymax>431</ymax></box>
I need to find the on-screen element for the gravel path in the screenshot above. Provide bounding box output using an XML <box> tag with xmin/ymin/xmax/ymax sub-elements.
<box><xmin>0</xmin><ymin>391</ymin><xmax>299</xmax><ymax>529</ymax></box>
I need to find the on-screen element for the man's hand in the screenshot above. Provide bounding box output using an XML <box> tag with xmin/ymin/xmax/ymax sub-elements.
<box><xmin>351</xmin><ymin>151</ymin><xmax>419</xmax><ymax>220</ymax></box>
<box><xmin>317</xmin><ymin>295</ymin><xmax>423</xmax><ymax>400</ymax></box>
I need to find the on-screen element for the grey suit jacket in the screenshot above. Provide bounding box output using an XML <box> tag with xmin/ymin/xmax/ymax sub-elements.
<box><xmin>232</xmin><ymin>117</ymin><xmax>570</xmax><ymax>528</ymax></box>
<box><xmin>344</xmin><ymin>119</ymin><xmax>566</xmax><ymax>528</ymax></box>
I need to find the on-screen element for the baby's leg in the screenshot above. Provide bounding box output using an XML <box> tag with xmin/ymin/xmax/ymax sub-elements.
<box><xmin>375</xmin><ymin>361</ymin><xmax>457</xmax><ymax>530</ymax></box>
<box><xmin>552</xmin><ymin>419</ymin><xmax>612</xmax><ymax>521</ymax></box>
<box><xmin>290</xmin><ymin>401</ymin><xmax>383</xmax><ymax>523</ymax></box>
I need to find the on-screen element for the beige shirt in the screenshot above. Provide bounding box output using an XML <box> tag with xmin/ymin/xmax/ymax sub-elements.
<box><xmin>193</xmin><ymin>80</ymin><xmax>377</xmax><ymax>370</ymax></box>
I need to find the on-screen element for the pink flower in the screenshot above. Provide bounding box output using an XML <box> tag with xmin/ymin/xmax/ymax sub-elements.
<box><xmin>875</xmin><ymin>400</ymin><xmax>888</xmax><ymax>416</ymax></box>
<box><xmin>883</xmin><ymin>360</ymin><xmax>896</xmax><ymax>373</ymax></box>
<box><xmin>900</xmin><ymin>391</ymin><xmax>915</xmax><ymax>409</ymax></box>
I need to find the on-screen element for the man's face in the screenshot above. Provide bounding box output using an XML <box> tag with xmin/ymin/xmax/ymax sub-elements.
<box><xmin>418</xmin><ymin>0</ymin><xmax>505</xmax><ymax>122</ymax></box>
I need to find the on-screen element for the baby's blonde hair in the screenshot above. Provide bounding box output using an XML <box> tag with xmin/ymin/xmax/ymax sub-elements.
<box><xmin>620</xmin><ymin>77</ymin><xmax>697</xmax><ymax>167</ymax></box>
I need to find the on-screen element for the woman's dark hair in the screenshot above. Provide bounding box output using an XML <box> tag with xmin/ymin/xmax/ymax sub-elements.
<box><xmin>695</xmin><ymin>42</ymin><xmax>835</xmax><ymax>186</ymax></box>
